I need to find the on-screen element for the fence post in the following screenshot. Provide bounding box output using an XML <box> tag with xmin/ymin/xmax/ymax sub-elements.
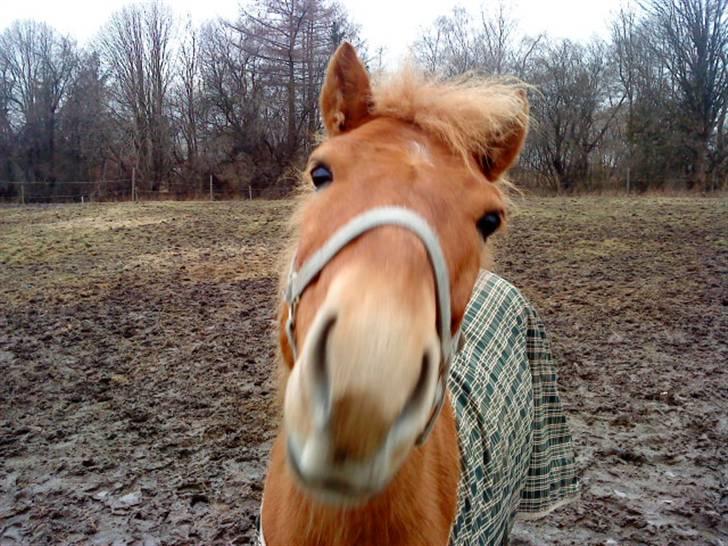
<box><xmin>248</xmin><ymin>185</ymin><xmax>252</xmax><ymax>200</ymax></box>
<box><xmin>131</xmin><ymin>167</ymin><xmax>136</xmax><ymax>202</ymax></box>
<box><xmin>210</xmin><ymin>174</ymin><xmax>213</xmax><ymax>201</ymax></box>
<box><xmin>20</xmin><ymin>181</ymin><xmax>25</xmax><ymax>205</ymax></box>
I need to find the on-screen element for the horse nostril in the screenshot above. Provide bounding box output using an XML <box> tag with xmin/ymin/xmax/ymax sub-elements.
<box><xmin>309</xmin><ymin>313</ymin><xmax>336</xmax><ymax>429</ymax></box>
<box><xmin>400</xmin><ymin>349</ymin><xmax>432</xmax><ymax>422</ymax></box>
<box><xmin>333</xmin><ymin>446</ymin><xmax>350</xmax><ymax>464</ymax></box>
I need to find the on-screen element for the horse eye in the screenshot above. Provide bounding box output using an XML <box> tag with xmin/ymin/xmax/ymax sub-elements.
<box><xmin>311</xmin><ymin>165</ymin><xmax>333</xmax><ymax>189</ymax></box>
<box><xmin>477</xmin><ymin>212</ymin><xmax>501</xmax><ymax>239</ymax></box>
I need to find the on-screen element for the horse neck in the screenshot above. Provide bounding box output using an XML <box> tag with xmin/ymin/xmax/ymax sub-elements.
<box><xmin>261</xmin><ymin>396</ymin><xmax>460</xmax><ymax>546</ymax></box>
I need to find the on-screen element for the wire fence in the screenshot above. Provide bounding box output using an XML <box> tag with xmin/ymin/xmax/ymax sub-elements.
<box><xmin>0</xmin><ymin>174</ymin><xmax>256</xmax><ymax>205</ymax></box>
<box><xmin>510</xmin><ymin>168</ymin><xmax>727</xmax><ymax>194</ymax></box>
<box><xmin>2</xmin><ymin>172</ymin><xmax>724</xmax><ymax>205</ymax></box>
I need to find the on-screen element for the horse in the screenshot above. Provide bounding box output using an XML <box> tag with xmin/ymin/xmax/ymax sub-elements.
<box><xmin>259</xmin><ymin>43</ymin><xmax>578</xmax><ymax>546</ymax></box>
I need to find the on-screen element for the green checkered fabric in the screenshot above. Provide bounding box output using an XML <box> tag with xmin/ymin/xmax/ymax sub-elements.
<box><xmin>448</xmin><ymin>271</ymin><xmax>579</xmax><ymax>545</ymax></box>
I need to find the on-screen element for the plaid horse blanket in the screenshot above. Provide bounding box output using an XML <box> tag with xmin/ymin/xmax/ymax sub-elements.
<box><xmin>448</xmin><ymin>270</ymin><xmax>579</xmax><ymax>545</ymax></box>
<box><xmin>258</xmin><ymin>271</ymin><xmax>578</xmax><ymax>546</ymax></box>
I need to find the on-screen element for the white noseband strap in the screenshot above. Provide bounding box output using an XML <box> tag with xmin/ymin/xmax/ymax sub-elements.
<box><xmin>283</xmin><ymin>206</ymin><xmax>461</xmax><ymax>446</ymax></box>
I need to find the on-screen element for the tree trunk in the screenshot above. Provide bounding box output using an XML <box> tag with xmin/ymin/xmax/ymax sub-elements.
<box><xmin>287</xmin><ymin>55</ymin><xmax>297</xmax><ymax>160</ymax></box>
<box><xmin>693</xmin><ymin>141</ymin><xmax>708</xmax><ymax>192</ymax></box>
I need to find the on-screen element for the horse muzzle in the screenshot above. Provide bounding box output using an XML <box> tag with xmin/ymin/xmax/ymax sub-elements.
<box><xmin>282</xmin><ymin>270</ymin><xmax>441</xmax><ymax>505</ymax></box>
<box><xmin>281</xmin><ymin>206</ymin><xmax>463</xmax><ymax>506</ymax></box>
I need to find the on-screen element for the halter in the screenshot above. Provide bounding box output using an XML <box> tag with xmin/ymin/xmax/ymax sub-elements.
<box><xmin>284</xmin><ymin>206</ymin><xmax>461</xmax><ymax>446</ymax></box>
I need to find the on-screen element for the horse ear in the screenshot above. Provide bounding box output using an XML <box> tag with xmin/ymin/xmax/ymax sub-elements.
<box><xmin>320</xmin><ymin>42</ymin><xmax>372</xmax><ymax>136</ymax></box>
<box><xmin>479</xmin><ymin>89</ymin><xmax>529</xmax><ymax>181</ymax></box>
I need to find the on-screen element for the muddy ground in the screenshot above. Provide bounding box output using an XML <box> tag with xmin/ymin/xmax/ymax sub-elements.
<box><xmin>0</xmin><ymin>197</ymin><xmax>726</xmax><ymax>545</ymax></box>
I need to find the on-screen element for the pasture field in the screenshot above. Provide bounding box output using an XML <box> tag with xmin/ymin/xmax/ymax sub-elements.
<box><xmin>1</xmin><ymin>196</ymin><xmax>726</xmax><ymax>545</ymax></box>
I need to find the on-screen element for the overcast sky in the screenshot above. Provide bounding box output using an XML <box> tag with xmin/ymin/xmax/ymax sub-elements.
<box><xmin>0</xmin><ymin>0</ymin><xmax>623</xmax><ymax>66</ymax></box>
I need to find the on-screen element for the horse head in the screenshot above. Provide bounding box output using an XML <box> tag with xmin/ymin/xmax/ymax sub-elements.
<box><xmin>278</xmin><ymin>42</ymin><xmax>528</xmax><ymax>505</ymax></box>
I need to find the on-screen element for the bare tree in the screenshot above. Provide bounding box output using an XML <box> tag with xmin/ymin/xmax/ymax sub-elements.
<box><xmin>413</xmin><ymin>4</ymin><xmax>542</xmax><ymax>79</ymax></box>
<box><xmin>713</xmin><ymin>91</ymin><xmax>728</xmax><ymax>185</ymax></box>
<box><xmin>99</xmin><ymin>0</ymin><xmax>174</xmax><ymax>190</ymax></box>
<box><xmin>611</xmin><ymin>9</ymin><xmax>640</xmax><ymax>187</ymax></box>
<box><xmin>196</xmin><ymin>20</ymin><xmax>268</xmax><ymax>188</ymax></box>
<box><xmin>0</xmin><ymin>55</ymin><xmax>14</xmax><ymax>181</ymax></box>
<box><xmin>413</xmin><ymin>16</ymin><xmax>448</xmax><ymax>75</ymax></box>
<box><xmin>231</xmin><ymin>0</ymin><xmax>361</xmax><ymax>164</ymax></box>
<box><xmin>524</xmin><ymin>39</ymin><xmax>625</xmax><ymax>191</ymax></box>
<box><xmin>643</xmin><ymin>0</ymin><xmax>728</xmax><ymax>189</ymax></box>
<box><xmin>413</xmin><ymin>8</ymin><xmax>478</xmax><ymax>77</ymax></box>
<box><xmin>59</xmin><ymin>51</ymin><xmax>111</xmax><ymax>184</ymax></box>
<box><xmin>0</xmin><ymin>21</ymin><xmax>77</xmax><ymax>182</ymax></box>
<box><xmin>610</xmin><ymin>7</ymin><xmax>687</xmax><ymax>190</ymax></box>
<box><xmin>171</xmin><ymin>17</ymin><xmax>203</xmax><ymax>190</ymax></box>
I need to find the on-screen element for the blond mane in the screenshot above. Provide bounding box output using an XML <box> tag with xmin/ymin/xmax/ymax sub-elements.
<box><xmin>370</xmin><ymin>67</ymin><xmax>529</xmax><ymax>175</ymax></box>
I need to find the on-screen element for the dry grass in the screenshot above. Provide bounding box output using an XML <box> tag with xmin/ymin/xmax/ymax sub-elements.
<box><xmin>1</xmin><ymin>201</ymin><xmax>290</xmax><ymax>304</ymax></box>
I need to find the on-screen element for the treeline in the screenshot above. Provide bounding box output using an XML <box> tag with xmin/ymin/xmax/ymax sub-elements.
<box><xmin>0</xmin><ymin>0</ymin><xmax>362</xmax><ymax>201</ymax></box>
<box><xmin>414</xmin><ymin>0</ymin><xmax>728</xmax><ymax>192</ymax></box>
<box><xmin>0</xmin><ymin>0</ymin><xmax>726</xmax><ymax>202</ymax></box>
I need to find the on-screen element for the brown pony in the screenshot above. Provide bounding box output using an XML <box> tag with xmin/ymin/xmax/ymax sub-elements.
<box><xmin>260</xmin><ymin>43</ymin><xmax>529</xmax><ymax>546</ymax></box>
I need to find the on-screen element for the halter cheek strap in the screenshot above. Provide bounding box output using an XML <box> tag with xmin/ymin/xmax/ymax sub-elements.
<box><xmin>283</xmin><ymin>206</ymin><xmax>461</xmax><ymax>447</ymax></box>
